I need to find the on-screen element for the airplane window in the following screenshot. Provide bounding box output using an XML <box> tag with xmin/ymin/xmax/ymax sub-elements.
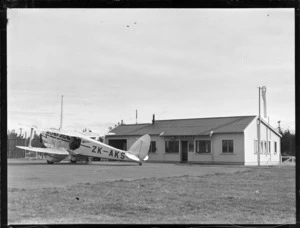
<box><xmin>69</xmin><ymin>137</ymin><xmax>81</xmax><ymax>150</ymax></box>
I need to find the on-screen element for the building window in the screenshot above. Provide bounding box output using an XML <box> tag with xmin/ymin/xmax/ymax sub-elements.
<box><xmin>222</xmin><ymin>140</ymin><xmax>234</xmax><ymax>153</ymax></box>
<box><xmin>149</xmin><ymin>141</ymin><xmax>157</xmax><ymax>153</ymax></box>
<box><xmin>274</xmin><ymin>141</ymin><xmax>277</xmax><ymax>154</ymax></box>
<box><xmin>196</xmin><ymin>140</ymin><xmax>211</xmax><ymax>153</ymax></box>
<box><xmin>165</xmin><ymin>141</ymin><xmax>179</xmax><ymax>153</ymax></box>
<box><xmin>188</xmin><ymin>141</ymin><xmax>194</xmax><ymax>152</ymax></box>
<box><xmin>254</xmin><ymin>140</ymin><xmax>271</xmax><ymax>154</ymax></box>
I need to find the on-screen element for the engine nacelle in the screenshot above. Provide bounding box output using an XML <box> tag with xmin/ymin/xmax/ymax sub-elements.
<box><xmin>46</xmin><ymin>154</ymin><xmax>68</xmax><ymax>164</ymax></box>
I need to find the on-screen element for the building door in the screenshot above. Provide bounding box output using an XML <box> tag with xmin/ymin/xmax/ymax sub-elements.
<box><xmin>181</xmin><ymin>141</ymin><xmax>188</xmax><ymax>162</ymax></box>
<box><xmin>108</xmin><ymin>139</ymin><xmax>127</xmax><ymax>150</ymax></box>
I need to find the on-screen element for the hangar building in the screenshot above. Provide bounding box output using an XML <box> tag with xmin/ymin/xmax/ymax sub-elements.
<box><xmin>105</xmin><ymin>115</ymin><xmax>281</xmax><ymax>166</ymax></box>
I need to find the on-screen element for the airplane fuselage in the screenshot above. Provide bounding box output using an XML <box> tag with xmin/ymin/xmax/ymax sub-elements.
<box><xmin>74</xmin><ymin>139</ymin><xmax>127</xmax><ymax>160</ymax></box>
<box><xmin>40</xmin><ymin>131</ymin><xmax>130</xmax><ymax>162</ymax></box>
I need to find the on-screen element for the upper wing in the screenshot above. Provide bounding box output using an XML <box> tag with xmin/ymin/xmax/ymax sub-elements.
<box><xmin>46</xmin><ymin>128</ymin><xmax>97</xmax><ymax>140</ymax></box>
<box><xmin>16</xmin><ymin>146</ymin><xmax>69</xmax><ymax>155</ymax></box>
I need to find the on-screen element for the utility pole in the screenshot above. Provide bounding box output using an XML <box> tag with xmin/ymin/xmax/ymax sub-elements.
<box><xmin>268</xmin><ymin>116</ymin><xmax>270</xmax><ymax>161</ymax></box>
<box><xmin>258</xmin><ymin>87</ymin><xmax>261</xmax><ymax>166</ymax></box>
<box><xmin>257</xmin><ymin>86</ymin><xmax>267</xmax><ymax>166</ymax></box>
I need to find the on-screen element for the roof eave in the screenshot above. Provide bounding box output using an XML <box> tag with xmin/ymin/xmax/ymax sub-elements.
<box><xmin>243</xmin><ymin>116</ymin><xmax>282</xmax><ymax>138</ymax></box>
<box><xmin>106</xmin><ymin>131</ymin><xmax>245</xmax><ymax>138</ymax></box>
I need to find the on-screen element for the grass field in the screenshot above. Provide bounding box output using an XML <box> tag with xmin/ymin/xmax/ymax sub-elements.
<box><xmin>8</xmin><ymin>165</ymin><xmax>295</xmax><ymax>224</ymax></box>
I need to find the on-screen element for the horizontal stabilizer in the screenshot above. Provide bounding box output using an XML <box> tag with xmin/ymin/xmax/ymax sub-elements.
<box><xmin>143</xmin><ymin>155</ymin><xmax>149</xmax><ymax>161</ymax></box>
<box><xmin>124</xmin><ymin>152</ymin><xmax>140</xmax><ymax>162</ymax></box>
<box><xmin>16</xmin><ymin>146</ymin><xmax>69</xmax><ymax>155</ymax></box>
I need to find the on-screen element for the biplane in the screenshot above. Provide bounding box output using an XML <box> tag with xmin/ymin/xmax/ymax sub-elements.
<box><xmin>17</xmin><ymin>128</ymin><xmax>150</xmax><ymax>165</ymax></box>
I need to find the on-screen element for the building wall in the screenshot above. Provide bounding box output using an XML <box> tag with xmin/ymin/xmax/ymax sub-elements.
<box><xmin>105</xmin><ymin>123</ymin><xmax>280</xmax><ymax>166</ymax></box>
<box><xmin>105</xmin><ymin>135</ymin><xmax>182</xmax><ymax>162</ymax></box>
<box><xmin>244</xmin><ymin>117</ymin><xmax>281</xmax><ymax>166</ymax></box>
<box><xmin>148</xmin><ymin>136</ymin><xmax>181</xmax><ymax>162</ymax></box>
<box><xmin>209</xmin><ymin>133</ymin><xmax>244</xmax><ymax>164</ymax></box>
<box><xmin>187</xmin><ymin>136</ymin><xmax>212</xmax><ymax>163</ymax></box>
<box><xmin>105</xmin><ymin>135</ymin><xmax>137</xmax><ymax>150</ymax></box>
<box><xmin>149</xmin><ymin>134</ymin><xmax>245</xmax><ymax>164</ymax></box>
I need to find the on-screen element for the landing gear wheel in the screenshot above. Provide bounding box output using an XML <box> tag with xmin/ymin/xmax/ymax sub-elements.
<box><xmin>70</xmin><ymin>160</ymin><xmax>77</xmax><ymax>164</ymax></box>
<box><xmin>47</xmin><ymin>160</ymin><xmax>54</xmax><ymax>164</ymax></box>
<box><xmin>138</xmin><ymin>162</ymin><xmax>142</xmax><ymax>166</ymax></box>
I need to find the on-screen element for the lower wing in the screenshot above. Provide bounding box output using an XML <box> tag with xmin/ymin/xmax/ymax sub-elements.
<box><xmin>16</xmin><ymin>146</ymin><xmax>69</xmax><ymax>155</ymax></box>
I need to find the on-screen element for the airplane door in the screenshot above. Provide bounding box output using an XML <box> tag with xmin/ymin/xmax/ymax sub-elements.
<box><xmin>181</xmin><ymin>141</ymin><xmax>188</xmax><ymax>162</ymax></box>
<box><xmin>69</xmin><ymin>137</ymin><xmax>81</xmax><ymax>150</ymax></box>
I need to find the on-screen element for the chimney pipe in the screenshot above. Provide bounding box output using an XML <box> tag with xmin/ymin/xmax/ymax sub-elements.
<box><xmin>152</xmin><ymin>114</ymin><xmax>155</xmax><ymax>124</ymax></box>
<box><xmin>136</xmin><ymin>110</ymin><xmax>138</xmax><ymax>124</ymax></box>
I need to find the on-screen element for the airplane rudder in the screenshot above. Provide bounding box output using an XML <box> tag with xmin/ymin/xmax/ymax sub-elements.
<box><xmin>128</xmin><ymin>134</ymin><xmax>151</xmax><ymax>159</ymax></box>
<box><xmin>138</xmin><ymin>134</ymin><xmax>151</xmax><ymax>160</ymax></box>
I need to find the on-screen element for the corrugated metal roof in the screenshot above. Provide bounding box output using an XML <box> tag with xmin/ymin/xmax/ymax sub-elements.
<box><xmin>108</xmin><ymin>115</ymin><xmax>256</xmax><ymax>136</ymax></box>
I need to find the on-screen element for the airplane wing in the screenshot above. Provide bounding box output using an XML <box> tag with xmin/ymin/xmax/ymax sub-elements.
<box><xmin>46</xmin><ymin>128</ymin><xmax>95</xmax><ymax>140</ymax></box>
<box><xmin>16</xmin><ymin>146</ymin><xmax>69</xmax><ymax>155</ymax></box>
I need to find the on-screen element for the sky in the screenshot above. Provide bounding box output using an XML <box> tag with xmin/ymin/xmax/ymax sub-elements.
<box><xmin>7</xmin><ymin>9</ymin><xmax>295</xmax><ymax>136</ymax></box>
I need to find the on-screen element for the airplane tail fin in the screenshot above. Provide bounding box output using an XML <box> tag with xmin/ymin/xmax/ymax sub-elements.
<box><xmin>128</xmin><ymin>134</ymin><xmax>151</xmax><ymax>161</ymax></box>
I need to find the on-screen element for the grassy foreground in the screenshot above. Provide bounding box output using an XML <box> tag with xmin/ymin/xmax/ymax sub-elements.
<box><xmin>8</xmin><ymin>166</ymin><xmax>295</xmax><ymax>224</ymax></box>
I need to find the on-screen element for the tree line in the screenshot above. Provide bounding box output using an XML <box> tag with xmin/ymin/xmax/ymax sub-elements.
<box><xmin>279</xmin><ymin>129</ymin><xmax>295</xmax><ymax>156</ymax></box>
